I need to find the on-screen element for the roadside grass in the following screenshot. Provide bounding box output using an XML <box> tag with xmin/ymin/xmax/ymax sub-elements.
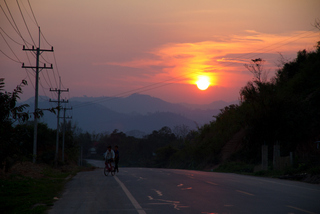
<box><xmin>213</xmin><ymin>162</ymin><xmax>255</xmax><ymax>174</ymax></box>
<box><xmin>0</xmin><ymin>164</ymin><xmax>93</xmax><ymax>214</ymax></box>
<box><xmin>213</xmin><ymin>161</ymin><xmax>320</xmax><ymax>182</ymax></box>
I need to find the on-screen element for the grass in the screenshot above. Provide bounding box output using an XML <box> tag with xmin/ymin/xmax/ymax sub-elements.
<box><xmin>0</xmin><ymin>164</ymin><xmax>89</xmax><ymax>214</ymax></box>
<box><xmin>213</xmin><ymin>161</ymin><xmax>320</xmax><ymax>183</ymax></box>
<box><xmin>214</xmin><ymin>161</ymin><xmax>255</xmax><ymax>174</ymax></box>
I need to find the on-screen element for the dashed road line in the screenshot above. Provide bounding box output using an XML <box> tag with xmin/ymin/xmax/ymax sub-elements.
<box><xmin>206</xmin><ymin>181</ymin><xmax>218</xmax><ymax>185</ymax></box>
<box><xmin>236</xmin><ymin>190</ymin><xmax>254</xmax><ymax>196</ymax></box>
<box><xmin>287</xmin><ymin>205</ymin><xmax>316</xmax><ymax>214</ymax></box>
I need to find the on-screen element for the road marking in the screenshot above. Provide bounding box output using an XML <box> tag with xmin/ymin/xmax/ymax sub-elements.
<box><xmin>287</xmin><ymin>205</ymin><xmax>316</xmax><ymax>214</ymax></box>
<box><xmin>206</xmin><ymin>181</ymin><xmax>218</xmax><ymax>185</ymax></box>
<box><xmin>236</xmin><ymin>190</ymin><xmax>254</xmax><ymax>196</ymax></box>
<box><xmin>114</xmin><ymin>176</ymin><xmax>146</xmax><ymax>214</ymax></box>
<box><xmin>181</xmin><ymin>187</ymin><xmax>192</xmax><ymax>190</ymax></box>
<box><xmin>153</xmin><ymin>189</ymin><xmax>163</xmax><ymax>196</ymax></box>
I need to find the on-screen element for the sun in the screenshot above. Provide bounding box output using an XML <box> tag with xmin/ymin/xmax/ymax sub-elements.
<box><xmin>196</xmin><ymin>76</ymin><xmax>210</xmax><ymax>90</ymax></box>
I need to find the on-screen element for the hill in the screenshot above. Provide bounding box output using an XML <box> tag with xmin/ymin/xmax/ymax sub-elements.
<box><xmin>22</xmin><ymin>95</ymin><xmax>237</xmax><ymax>135</ymax></box>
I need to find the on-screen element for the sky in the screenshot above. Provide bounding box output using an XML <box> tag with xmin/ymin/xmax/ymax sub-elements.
<box><xmin>1</xmin><ymin>0</ymin><xmax>319</xmax><ymax>105</ymax></box>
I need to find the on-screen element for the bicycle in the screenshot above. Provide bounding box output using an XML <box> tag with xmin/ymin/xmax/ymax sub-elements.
<box><xmin>104</xmin><ymin>160</ymin><xmax>115</xmax><ymax>176</ymax></box>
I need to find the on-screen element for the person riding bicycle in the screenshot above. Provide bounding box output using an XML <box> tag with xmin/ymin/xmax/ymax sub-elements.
<box><xmin>104</xmin><ymin>146</ymin><xmax>115</xmax><ymax>168</ymax></box>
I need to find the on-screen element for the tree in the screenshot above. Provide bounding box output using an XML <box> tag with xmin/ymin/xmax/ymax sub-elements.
<box><xmin>173</xmin><ymin>124</ymin><xmax>190</xmax><ymax>140</ymax></box>
<box><xmin>0</xmin><ymin>78</ymin><xmax>30</xmax><ymax>171</ymax></box>
<box><xmin>244</xmin><ymin>58</ymin><xmax>269</xmax><ymax>83</ymax></box>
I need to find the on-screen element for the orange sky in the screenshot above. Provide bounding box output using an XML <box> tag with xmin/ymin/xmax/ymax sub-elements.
<box><xmin>1</xmin><ymin>0</ymin><xmax>319</xmax><ymax>104</ymax></box>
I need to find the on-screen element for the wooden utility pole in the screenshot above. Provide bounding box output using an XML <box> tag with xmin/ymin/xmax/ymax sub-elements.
<box><xmin>22</xmin><ymin>27</ymin><xmax>53</xmax><ymax>163</ymax></box>
<box><xmin>50</xmin><ymin>77</ymin><xmax>68</xmax><ymax>166</ymax></box>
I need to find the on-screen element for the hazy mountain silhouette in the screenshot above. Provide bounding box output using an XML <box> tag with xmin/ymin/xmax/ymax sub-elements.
<box><xmin>22</xmin><ymin>94</ymin><xmax>238</xmax><ymax>135</ymax></box>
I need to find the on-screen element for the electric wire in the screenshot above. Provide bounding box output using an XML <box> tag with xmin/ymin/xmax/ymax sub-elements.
<box><xmin>27</xmin><ymin>0</ymin><xmax>39</xmax><ymax>27</ymax></box>
<box><xmin>24</xmin><ymin>68</ymin><xmax>35</xmax><ymax>89</ymax></box>
<box><xmin>1</xmin><ymin>1</ymin><xmax>37</xmax><ymax>65</ymax></box>
<box><xmin>0</xmin><ymin>26</ymin><xmax>23</xmax><ymax>45</ymax></box>
<box><xmin>19</xmin><ymin>0</ymin><xmax>37</xmax><ymax>26</ymax></box>
<box><xmin>72</xmin><ymin>71</ymin><xmax>197</xmax><ymax>109</ymax></box>
<box><xmin>0</xmin><ymin>31</ymin><xmax>21</xmax><ymax>62</ymax></box>
<box><xmin>25</xmin><ymin>0</ymin><xmax>61</xmax><ymax>98</ymax></box>
<box><xmin>2</xmin><ymin>0</ymin><xmax>33</xmax><ymax>47</ymax></box>
<box><xmin>52</xmin><ymin>52</ymin><xmax>61</xmax><ymax>84</ymax></box>
<box><xmin>0</xmin><ymin>4</ymin><xmax>21</xmax><ymax>39</ymax></box>
<box><xmin>222</xmin><ymin>29</ymin><xmax>319</xmax><ymax>67</ymax></box>
<box><xmin>0</xmin><ymin>48</ymin><xmax>20</xmax><ymax>63</ymax></box>
<box><xmin>16</xmin><ymin>0</ymin><xmax>36</xmax><ymax>46</ymax></box>
<box><xmin>40</xmin><ymin>69</ymin><xmax>53</xmax><ymax>89</ymax></box>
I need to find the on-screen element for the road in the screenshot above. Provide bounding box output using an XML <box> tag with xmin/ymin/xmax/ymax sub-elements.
<box><xmin>49</xmin><ymin>159</ymin><xmax>320</xmax><ymax>214</ymax></box>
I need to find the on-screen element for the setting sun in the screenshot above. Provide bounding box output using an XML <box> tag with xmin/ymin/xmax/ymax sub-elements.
<box><xmin>196</xmin><ymin>76</ymin><xmax>210</xmax><ymax>90</ymax></box>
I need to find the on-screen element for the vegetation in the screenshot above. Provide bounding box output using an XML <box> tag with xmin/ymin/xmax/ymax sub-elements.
<box><xmin>0</xmin><ymin>164</ymin><xmax>87</xmax><ymax>214</ymax></box>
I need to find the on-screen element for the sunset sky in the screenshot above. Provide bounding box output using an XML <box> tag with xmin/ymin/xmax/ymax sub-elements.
<box><xmin>1</xmin><ymin>0</ymin><xmax>319</xmax><ymax>104</ymax></box>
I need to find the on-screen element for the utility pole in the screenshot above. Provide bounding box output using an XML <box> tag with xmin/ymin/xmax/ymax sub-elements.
<box><xmin>50</xmin><ymin>77</ymin><xmax>68</xmax><ymax>166</ymax></box>
<box><xmin>60</xmin><ymin>107</ymin><xmax>72</xmax><ymax>162</ymax></box>
<box><xmin>22</xmin><ymin>27</ymin><xmax>53</xmax><ymax>163</ymax></box>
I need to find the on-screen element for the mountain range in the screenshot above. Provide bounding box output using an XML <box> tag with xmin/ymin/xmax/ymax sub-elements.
<box><xmin>21</xmin><ymin>93</ymin><xmax>238</xmax><ymax>137</ymax></box>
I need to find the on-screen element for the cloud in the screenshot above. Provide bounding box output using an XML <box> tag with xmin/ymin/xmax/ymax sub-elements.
<box><xmin>93</xmin><ymin>30</ymin><xmax>318</xmax><ymax>88</ymax></box>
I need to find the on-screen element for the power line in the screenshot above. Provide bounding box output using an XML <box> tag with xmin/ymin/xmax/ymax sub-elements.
<box><xmin>52</xmin><ymin>52</ymin><xmax>61</xmax><ymax>85</ymax></box>
<box><xmin>0</xmin><ymin>31</ymin><xmax>21</xmax><ymax>62</ymax></box>
<box><xmin>24</xmin><ymin>68</ymin><xmax>35</xmax><ymax>89</ymax></box>
<box><xmin>0</xmin><ymin>48</ymin><xmax>20</xmax><ymax>63</ymax></box>
<box><xmin>16</xmin><ymin>0</ymin><xmax>36</xmax><ymax>46</ymax></box>
<box><xmin>0</xmin><ymin>4</ymin><xmax>20</xmax><ymax>38</ymax></box>
<box><xmin>0</xmin><ymin>26</ymin><xmax>24</xmax><ymax>45</ymax></box>
<box><xmin>27</xmin><ymin>0</ymin><xmax>39</xmax><ymax>27</ymax></box>
<box><xmin>19</xmin><ymin>0</ymin><xmax>37</xmax><ymax>26</ymax></box>
<box><xmin>40</xmin><ymin>31</ymin><xmax>52</xmax><ymax>47</ymax></box>
<box><xmin>2</xmin><ymin>0</ymin><xmax>33</xmax><ymax>46</ymax></box>
<box><xmin>72</xmin><ymin>71</ymin><xmax>196</xmax><ymax>109</ymax></box>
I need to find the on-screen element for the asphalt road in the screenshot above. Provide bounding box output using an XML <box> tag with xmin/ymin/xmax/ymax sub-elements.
<box><xmin>48</xmin><ymin>160</ymin><xmax>320</xmax><ymax>214</ymax></box>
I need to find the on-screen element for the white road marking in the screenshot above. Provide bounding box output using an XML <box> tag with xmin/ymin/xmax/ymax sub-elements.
<box><xmin>153</xmin><ymin>189</ymin><xmax>163</xmax><ymax>196</ymax></box>
<box><xmin>206</xmin><ymin>181</ymin><xmax>218</xmax><ymax>185</ymax></box>
<box><xmin>236</xmin><ymin>190</ymin><xmax>254</xmax><ymax>196</ymax></box>
<box><xmin>287</xmin><ymin>205</ymin><xmax>316</xmax><ymax>214</ymax></box>
<box><xmin>114</xmin><ymin>176</ymin><xmax>146</xmax><ymax>214</ymax></box>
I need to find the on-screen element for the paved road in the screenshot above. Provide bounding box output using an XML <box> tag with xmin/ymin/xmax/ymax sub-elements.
<box><xmin>49</xmin><ymin>160</ymin><xmax>320</xmax><ymax>214</ymax></box>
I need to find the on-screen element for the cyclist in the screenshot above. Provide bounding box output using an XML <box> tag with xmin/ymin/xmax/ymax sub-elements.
<box><xmin>104</xmin><ymin>146</ymin><xmax>115</xmax><ymax>168</ymax></box>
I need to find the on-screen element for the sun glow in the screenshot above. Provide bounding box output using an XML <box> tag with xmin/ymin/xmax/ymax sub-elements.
<box><xmin>196</xmin><ymin>76</ymin><xmax>210</xmax><ymax>90</ymax></box>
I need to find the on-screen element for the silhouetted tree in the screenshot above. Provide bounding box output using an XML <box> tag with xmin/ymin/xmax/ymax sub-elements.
<box><xmin>0</xmin><ymin>79</ymin><xmax>29</xmax><ymax>171</ymax></box>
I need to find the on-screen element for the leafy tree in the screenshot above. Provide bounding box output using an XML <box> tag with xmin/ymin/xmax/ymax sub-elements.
<box><xmin>0</xmin><ymin>79</ymin><xmax>29</xmax><ymax>171</ymax></box>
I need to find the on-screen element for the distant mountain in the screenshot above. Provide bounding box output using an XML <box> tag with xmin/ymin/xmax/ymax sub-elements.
<box><xmin>21</xmin><ymin>94</ymin><xmax>238</xmax><ymax>135</ymax></box>
<box><xmin>69</xmin><ymin>94</ymin><xmax>238</xmax><ymax>124</ymax></box>
<box><xmin>70</xmin><ymin>93</ymin><xmax>190</xmax><ymax>115</ymax></box>
<box><xmin>180</xmin><ymin>100</ymin><xmax>239</xmax><ymax>110</ymax></box>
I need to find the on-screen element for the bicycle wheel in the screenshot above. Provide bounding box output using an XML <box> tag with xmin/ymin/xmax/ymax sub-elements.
<box><xmin>111</xmin><ymin>168</ymin><xmax>115</xmax><ymax>176</ymax></box>
<box><xmin>104</xmin><ymin>167</ymin><xmax>109</xmax><ymax>176</ymax></box>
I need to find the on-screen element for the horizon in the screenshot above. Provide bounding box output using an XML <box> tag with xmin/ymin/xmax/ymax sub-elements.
<box><xmin>1</xmin><ymin>0</ymin><xmax>320</xmax><ymax>105</ymax></box>
<box><xmin>20</xmin><ymin>93</ymin><xmax>239</xmax><ymax>107</ymax></box>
